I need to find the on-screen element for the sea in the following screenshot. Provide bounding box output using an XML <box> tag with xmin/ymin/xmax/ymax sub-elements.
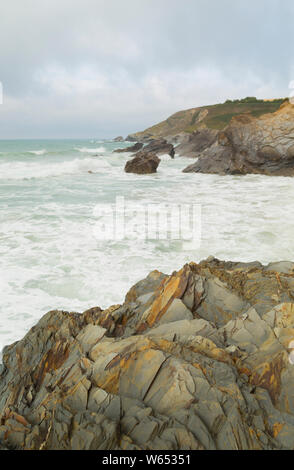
<box><xmin>0</xmin><ymin>138</ymin><xmax>294</xmax><ymax>352</ymax></box>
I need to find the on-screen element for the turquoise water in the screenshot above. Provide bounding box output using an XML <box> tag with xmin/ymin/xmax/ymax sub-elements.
<box><xmin>1</xmin><ymin>139</ymin><xmax>294</xmax><ymax>351</ymax></box>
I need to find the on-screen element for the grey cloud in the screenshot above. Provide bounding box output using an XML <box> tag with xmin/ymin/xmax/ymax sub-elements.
<box><xmin>0</xmin><ymin>0</ymin><xmax>293</xmax><ymax>138</ymax></box>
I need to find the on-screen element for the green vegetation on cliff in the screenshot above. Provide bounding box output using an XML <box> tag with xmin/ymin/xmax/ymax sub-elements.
<box><xmin>128</xmin><ymin>97</ymin><xmax>286</xmax><ymax>141</ymax></box>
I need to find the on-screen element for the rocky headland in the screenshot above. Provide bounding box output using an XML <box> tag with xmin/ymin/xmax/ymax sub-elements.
<box><xmin>123</xmin><ymin>98</ymin><xmax>294</xmax><ymax>177</ymax></box>
<box><xmin>1</xmin><ymin>258</ymin><xmax>294</xmax><ymax>450</ymax></box>
<box><xmin>126</xmin><ymin>98</ymin><xmax>285</xmax><ymax>143</ymax></box>
<box><xmin>183</xmin><ymin>101</ymin><xmax>294</xmax><ymax>176</ymax></box>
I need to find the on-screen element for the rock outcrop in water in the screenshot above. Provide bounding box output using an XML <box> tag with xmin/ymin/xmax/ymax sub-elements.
<box><xmin>183</xmin><ymin>102</ymin><xmax>294</xmax><ymax>176</ymax></box>
<box><xmin>114</xmin><ymin>143</ymin><xmax>143</xmax><ymax>153</ymax></box>
<box><xmin>124</xmin><ymin>151</ymin><xmax>160</xmax><ymax>174</ymax></box>
<box><xmin>1</xmin><ymin>257</ymin><xmax>294</xmax><ymax>450</ymax></box>
<box><xmin>115</xmin><ymin>139</ymin><xmax>175</xmax><ymax>159</ymax></box>
<box><xmin>143</xmin><ymin>139</ymin><xmax>175</xmax><ymax>158</ymax></box>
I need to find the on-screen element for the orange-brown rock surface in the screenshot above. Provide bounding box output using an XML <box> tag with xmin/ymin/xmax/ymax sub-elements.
<box><xmin>1</xmin><ymin>258</ymin><xmax>294</xmax><ymax>450</ymax></box>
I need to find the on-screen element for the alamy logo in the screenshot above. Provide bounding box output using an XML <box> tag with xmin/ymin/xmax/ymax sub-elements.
<box><xmin>0</xmin><ymin>82</ymin><xmax>3</xmax><ymax>104</ymax></box>
<box><xmin>92</xmin><ymin>196</ymin><xmax>202</xmax><ymax>248</ymax></box>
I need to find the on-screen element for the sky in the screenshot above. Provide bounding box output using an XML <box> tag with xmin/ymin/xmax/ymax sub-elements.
<box><xmin>0</xmin><ymin>0</ymin><xmax>293</xmax><ymax>139</ymax></box>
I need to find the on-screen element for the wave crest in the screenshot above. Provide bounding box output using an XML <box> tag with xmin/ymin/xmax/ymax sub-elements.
<box><xmin>75</xmin><ymin>147</ymin><xmax>106</xmax><ymax>154</ymax></box>
<box><xmin>27</xmin><ymin>149</ymin><xmax>47</xmax><ymax>156</ymax></box>
<box><xmin>0</xmin><ymin>157</ymin><xmax>112</xmax><ymax>180</ymax></box>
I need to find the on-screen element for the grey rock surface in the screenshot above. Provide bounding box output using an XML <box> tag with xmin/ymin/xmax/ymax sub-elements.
<box><xmin>143</xmin><ymin>139</ymin><xmax>175</xmax><ymax>158</ymax></box>
<box><xmin>1</xmin><ymin>258</ymin><xmax>294</xmax><ymax>450</ymax></box>
<box><xmin>114</xmin><ymin>143</ymin><xmax>143</xmax><ymax>153</ymax></box>
<box><xmin>175</xmin><ymin>128</ymin><xmax>218</xmax><ymax>158</ymax></box>
<box><xmin>183</xmin><ymin>102</ymin><xmax>294</xmax><ymax>176</ymax></box>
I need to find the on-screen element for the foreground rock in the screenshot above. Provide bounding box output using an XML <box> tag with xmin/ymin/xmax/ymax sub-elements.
<box><xmin>1</xmin><ymin>257</ymin><xmax>294</xmax><ymax>450</ymax></box>
<box><xmin>143</xmin><ymin>139</ymin><xmax>175</xmax><ymax>158</ymax></box>
<box><xmin>124</xmin><ymin>151</ymin><xmax>160</xmax><ymax>174</ymax></box>
<box><xmin>113</xmin><ymin>142</ymin><xmax>143</xmax><ymax>153</ymax></box>
<box><xmin>183</xmin><ymin>101</ymin><xmax>294</xmax><ymax>176</ymax></box>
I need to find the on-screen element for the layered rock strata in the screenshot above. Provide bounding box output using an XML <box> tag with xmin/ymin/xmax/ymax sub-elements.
<box><xmin>1</xmin><ymin>258</ymin><xmax>294</xmax><ymax>450</ymax></box>
<box><xmin>143</xmin><ymin>139</ymin><xmax>175</xmax><ymax>158</ymax></box>
<box><xmin>183</xmin><ymin>102</ymin><xmax>294</xmax><ymax>176</ymax></box>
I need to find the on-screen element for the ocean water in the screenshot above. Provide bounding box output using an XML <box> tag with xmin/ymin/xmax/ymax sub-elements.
<box><xmin>1</xmin><ymin>138</ymin><xmax>294</xmax><ymax>352</ymax></box>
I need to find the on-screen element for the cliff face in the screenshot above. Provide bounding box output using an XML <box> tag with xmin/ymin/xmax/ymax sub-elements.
<box><xmin>174</xmin><ymin>128</ymin><xmax>218</xmax><ymax>158</ymax></box>
<box><xmin>126</xmin><ymin>98</ymin><xmax>285</xmax><ymax>143</ymax></box>
<box><xmin>184</xmin><ymin>102</ymin><xmax>294</xmax><ymax>176</ymax></box>
<box><xmin>1</xmin><ymin>258</ymin><xmax>294</xmax><ymax>450</ymax></box>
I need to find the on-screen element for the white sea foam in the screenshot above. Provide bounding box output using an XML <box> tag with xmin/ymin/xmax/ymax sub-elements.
<box><xmin>159</xmin><ymin>153</ymin><xmax>173</xmax><ymax>161</ymax></box>
<box><xmin>27</xmin><ymin>149</ymin><xmax>47</xmax><ymax>156</ymax></box>
<box><xmin>0</xmin><ymin>157</ymin><xmax>112</xmax><ymax>180</ymax></box>
<box><xmin>75</xmin><ymin>146</ymin><xmax>106</xmax><ymax>154</ymax></box>
<box><xmin>1</xmin><ymin>143</ymin><xmax>294</xmax><ymax>354</ymax></box>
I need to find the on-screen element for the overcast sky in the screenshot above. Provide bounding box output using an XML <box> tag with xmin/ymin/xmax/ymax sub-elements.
<box><xmin>0</xmin><ymin>0</ymin><xmax>293</xmax><ymax>138</ymax></box>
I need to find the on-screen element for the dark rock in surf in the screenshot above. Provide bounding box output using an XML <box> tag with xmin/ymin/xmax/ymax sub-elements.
<box><xmin>114</xmin><ymin>142</ymin><xmax>143</xmax><ymax>153</ymax></box>
<box><xmin>124</xmin><ymin>151</ymin><xmax>160</xmax><ymax>174</ymax></box>
<box><xmin>143</xmin><ymin>138</ymin><xmax>175</xmax><ymax>158</ymax></box>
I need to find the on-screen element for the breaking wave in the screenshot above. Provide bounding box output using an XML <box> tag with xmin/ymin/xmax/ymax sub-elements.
<box><xmin>27</xmin><ymin>149</ymin><xmax>47</xmax><ymax>156</ymax></box>
<box><xmin>0</xmin><ymin>157</ymin><xmax>112</xmax><ymax>180</ymax></box>
<box><xmin>75</xmin><ymin>147</ymin><xmax>106</xmax><ymax>154</ymax></box>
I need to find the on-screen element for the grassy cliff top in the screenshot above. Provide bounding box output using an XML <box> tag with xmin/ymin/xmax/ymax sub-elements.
<box><xmin>128</xmin><ymin>97</ymin><xmax>287</xmax><ymax>141</ymax></box>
